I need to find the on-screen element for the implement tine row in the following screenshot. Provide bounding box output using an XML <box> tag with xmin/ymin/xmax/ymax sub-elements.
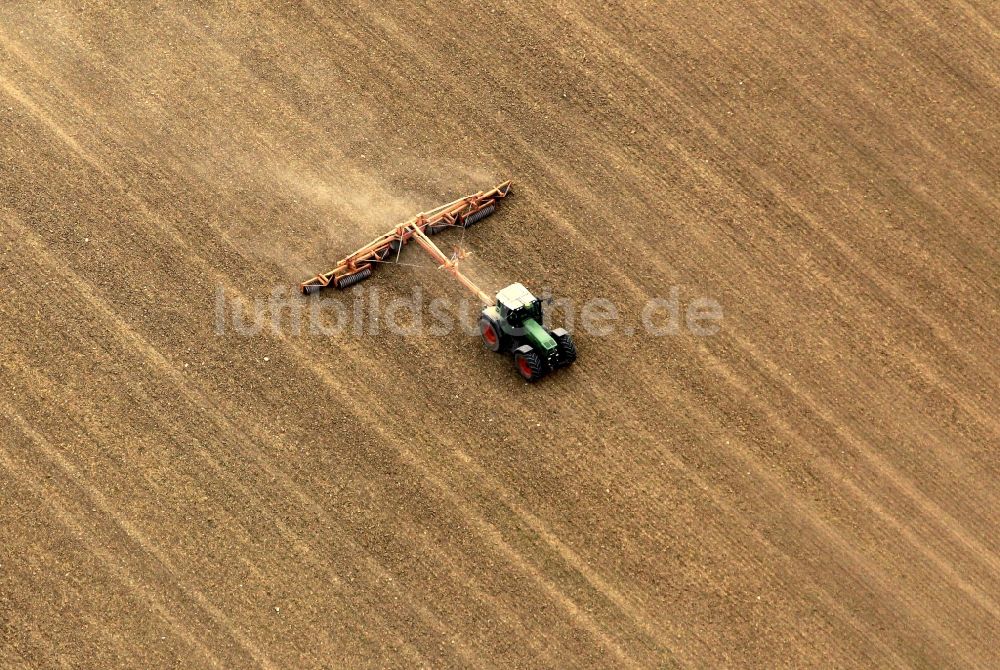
<box><xmin>299</xmin><ymin>180</ymin><xmax>512</xmax><ymax>296</ymax></box>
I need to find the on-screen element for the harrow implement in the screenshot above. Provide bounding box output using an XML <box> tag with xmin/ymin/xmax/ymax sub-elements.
<box><xmin>299</xmin><ymin>180</ymin><xmax>512</xmax><ymax>297</ymax></box>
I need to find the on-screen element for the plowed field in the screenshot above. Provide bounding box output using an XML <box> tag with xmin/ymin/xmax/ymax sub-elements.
<box><xmin>1</xmin><ymin>1</ymin><xmax>998</xmax><ymax>667</ymax></box>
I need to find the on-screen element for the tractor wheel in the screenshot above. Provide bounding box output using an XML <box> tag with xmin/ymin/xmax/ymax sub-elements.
<box><xmin>513</xmin><ymin>347</ymin><xmax>546</xmax><ymax>382</ymax></box>
<box><xmin>552</xmin><ymin>329</ymin><xmax>577</xmax><ymax>367</ymax></box>
<box><xmin>478</xmin><ymin>315</ymin><xmax>507</xmax><ymax>353</ymax></box>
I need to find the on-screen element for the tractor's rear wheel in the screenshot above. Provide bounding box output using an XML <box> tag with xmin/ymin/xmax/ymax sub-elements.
<box><xmin>478</xmin><ymin>315</ymin><xmax>507</xmax><ymax>353</ymax></box>
<box><xmin>514</xmin><ymin>347</ymin><xmax>546</xmax><ymax>382</ymax></box>
<box><xmin>553</xmin><ymin>330</ymin><xmax>577</xmax><ymax>367</ymax></box>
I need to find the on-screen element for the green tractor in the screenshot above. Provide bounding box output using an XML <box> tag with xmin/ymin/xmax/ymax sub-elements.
<box><xmin>478</xmin><ymin>283</ymin><xmax>577</xmax><ymax>382</ymax></box>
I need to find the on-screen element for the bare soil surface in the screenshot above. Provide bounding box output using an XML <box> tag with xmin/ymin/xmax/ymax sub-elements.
<box><xmin>1</xmin><ymin>1</ymin><xmax>998</xmax><ymax>667</ymax></box>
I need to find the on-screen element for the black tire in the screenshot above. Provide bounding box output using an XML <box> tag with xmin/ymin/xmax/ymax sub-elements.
<box><xmin>553</xmin><ymin>330</ymin><xmax>577</xmax><ymax>367</ymax></box>
<box><xmin>513</xmin><ymin>347</ymin><xmax>546</xmax><ymax>382</ymax></box>
<box><xmin>478</xmin><ymin>315</ymin><xmax>507</xmax><ymax>353</ymax></box>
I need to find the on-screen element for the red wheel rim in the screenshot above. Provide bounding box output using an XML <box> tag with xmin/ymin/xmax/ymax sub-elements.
<box><xmin>483</xmin><ymin>323</ymin><xmax>497</xmax><ymax>346</ymax></box>
<box><xmin>517</xmin><ymin>356</ymin><xmax>532</xmax><ymax>378</ymax></box>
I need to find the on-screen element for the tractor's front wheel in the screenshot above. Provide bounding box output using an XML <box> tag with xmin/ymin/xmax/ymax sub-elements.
<box><xmin>479</xmin><ymin>314</ymin><xmax>508</xmax><ymax>353</ymax></box>
<box><xmin>551</xmin><ymin>329</ymin><xmax>577</xmax><ymax>367</ymax></box>
<box><xmin>513</xmin><ymin>346</ymin><xmax>546</xmax><ymax>382</ymax></box>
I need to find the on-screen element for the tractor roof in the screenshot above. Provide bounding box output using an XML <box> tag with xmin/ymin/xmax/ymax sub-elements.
<box><xmin>496</xmin><ymin>283</ymin><xmax>537</xmax><ymax>310</ymax></box>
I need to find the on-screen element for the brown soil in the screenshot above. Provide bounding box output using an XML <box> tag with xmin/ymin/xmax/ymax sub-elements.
<box><xmin>1</xmin><ymin>1</ymin><xmax>998</xmax><ymax>667</ymax></box>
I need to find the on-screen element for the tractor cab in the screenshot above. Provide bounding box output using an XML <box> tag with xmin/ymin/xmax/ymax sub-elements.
<box><xmin>495</xmin><ymin>283</ymin><xmax>543</xmax><ymax>328</ymax></box>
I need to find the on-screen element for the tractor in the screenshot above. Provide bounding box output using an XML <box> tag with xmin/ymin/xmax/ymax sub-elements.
<box><xmin>478</xmin><ymin>283</ymin><xmax>576</xmax><ymax>382</ymax></box>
